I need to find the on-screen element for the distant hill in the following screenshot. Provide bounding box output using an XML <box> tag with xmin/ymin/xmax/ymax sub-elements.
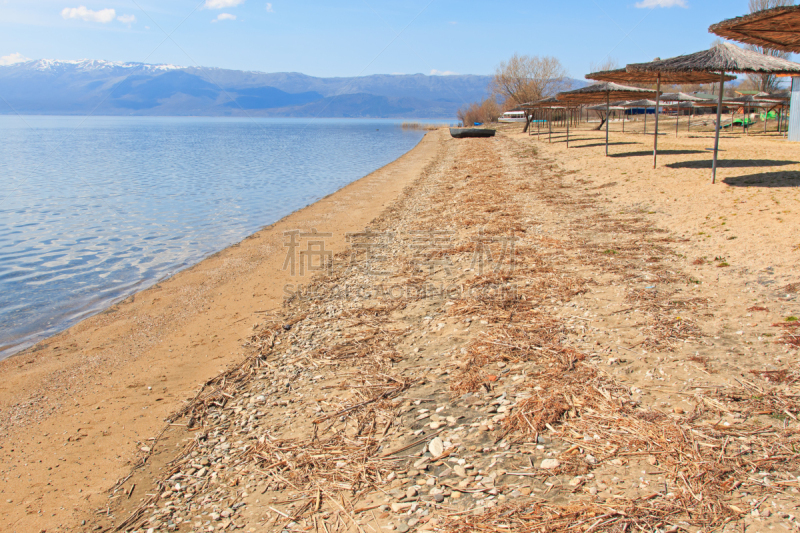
<box><xmin>0</xmin><ymin>59</ymin><xmax>587</xmax><ymax>118</ymax></box>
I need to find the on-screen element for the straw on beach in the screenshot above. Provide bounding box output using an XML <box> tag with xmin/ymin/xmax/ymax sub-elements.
<box><xmin>556</xmin><ymin>82</ymin><xmax>658</xmax><ymax>156</ymax></box>
<box><xmin>624</xmin><ymin>42</ymin><xmax>800</xmax><ymax>182</ymax></box>
<box><xmin>587</xmin><ymin>69</ymin><xmax>735</xmax><ymax>169</ymax></box>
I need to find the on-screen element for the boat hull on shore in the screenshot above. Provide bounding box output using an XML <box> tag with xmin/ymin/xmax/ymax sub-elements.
<box><xmin>449</xmin><ymin>128</ymin><xmax>496</xmax><ymax>138</ymax></box>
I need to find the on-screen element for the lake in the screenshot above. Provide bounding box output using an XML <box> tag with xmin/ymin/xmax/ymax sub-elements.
<box><xmin>0</xmin><ymin>116</ymin><xmax>430</xmax><ymax>358</ymax></box>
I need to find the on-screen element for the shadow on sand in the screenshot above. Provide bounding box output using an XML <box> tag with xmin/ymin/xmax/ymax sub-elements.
<box><xmin>572</xmin><ymin>142</ymin><xmax>641</xmax><ymax>149</ymax></box>
<box><xmin>722</xmin><ymin>171</ymin><xmax>800</xmax><ymax>187</ymax></box>
<box><xmin>608</xmin><ymin>149</ymin><xmax>706</xmax><ymax>158</ymax></box>
<box><xmin>666</xmin><ymin>159</ymin><xmax>798</xmax><ymax>170</ymax></box>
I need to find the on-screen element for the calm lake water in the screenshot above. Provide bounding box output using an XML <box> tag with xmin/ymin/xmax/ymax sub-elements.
<box><xmin>0</xmin><ymin>116</ymin><xmax>430</xmax><ymax>358</ymax></box>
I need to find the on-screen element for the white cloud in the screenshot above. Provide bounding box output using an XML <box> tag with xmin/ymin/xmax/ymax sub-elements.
<box><xmin>61</xmin><ymin>6</ymin><xmax>117</xmax><ymax>23</ymax></box>
<box><xmin>204</xmin><ymin>0</ymin><xmax>244</xmax><ymax>9</ymax></box>
<box><xmin>0</xmin><ymin>53</ymin><xmax>30</xmax><ymax>66</ymax></box>
<box><xmin>634</xmin><ymin>0</ymin><xmax>687</xmax><ymax>8</ymax></box>
<box><xmin>265</xmin><ymin>2</ymin><xmax>273</xmax><ymax>12</ymax></box>
<box><xmin>117</xmin><ymin>14</ymin><xmax>136</xmax><ymax>25</ymax></box>
<box><xmin>212</xmin><ymin>13</ymin><xmax>237</xmax><ymax>22</ymax></box>
<box><xmin>430</xmin><ymin>69</ymin><xmax>458</xmax><ymax>76</ymax></box>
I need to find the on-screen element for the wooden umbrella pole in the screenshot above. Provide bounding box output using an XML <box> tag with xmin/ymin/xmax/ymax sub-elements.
<box><xmin>548</xmin><ymin>108</ymin><xmax>552</xmax><ymax>143</ymax></box>
<box><xmin>712</xmin><ymin>71</ymin><xmax>725</xmax><ymax>184</ymax></box>
<box><xmin>688</xmin><ymin>107</ymin><xmax>692</xmax><ymax>132</ymax></box>
<box><xmin>746</xmin><ymin>103</ymin><xmax>749</xmax><ymax>136</ymax></box>
<box><xmin>605</xmin><ymin>92</ymin><xmax>610</xmax><ymax>156</ymax></box>
<box><xmin>645</xmin><ymin>109</ymin><xmax>647</xmax><ymax>135</ymax></box>
<box><xmin>676</xmin><ymin>106</ymin><xmax>679</xmax><ymax>137</ymax></box>
<box><xmin>653</xmin><ymin>74</ymin><xmax>661</xmax><ymax>169</ymax></box>
<box><xmin>567</xmin><ymin>107</ymin><xmax>570</xmax><ymax>148</ymax></box>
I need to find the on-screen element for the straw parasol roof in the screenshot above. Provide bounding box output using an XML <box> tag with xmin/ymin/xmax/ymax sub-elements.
<box><xmin>621</xmin><ymin>99</ymin><xmax>659</xmax><ymax>107</ymax></box>
<box><xmin>709</xmin><ymin>5</ymin><xmax>800</xmax><ymax>54</ymax></box>
<box><xmin>627</xmin><ymin>42</ymin><xmax>800</xmax><ymax>76</ymax></box>
<box><xmin>519</xmin><ymin>96</ymin><xmax>563</xmax><ymax>109</ymax></box>
<box><xmin>587</xmin><ymin>103</ymin><xmax>626</xmax><ymax>111</ymax></box>
<box><xmin>587</xmin><ymin>68</ymin><xmax>734</xmax><ymax>84</ymax></box>
<box><xmin>556</xmin><ymin>82</ymin><xmax>657</xmax><ymax>103</ymax></box>
<box><xmin>659</xmin><ymin>92</ymin><xmax>707</xmax><ymax>102</ymax></box>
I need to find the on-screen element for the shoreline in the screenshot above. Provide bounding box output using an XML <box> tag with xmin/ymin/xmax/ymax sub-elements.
<box><xmin>0</xmin><ymin>129</ymin><xmax>446</xmax><ymax>532</ymax></box>
<box><xmin>0</xmin><ymin>118</ymin><xmax>436</xmax><ymax>361</ymax></box>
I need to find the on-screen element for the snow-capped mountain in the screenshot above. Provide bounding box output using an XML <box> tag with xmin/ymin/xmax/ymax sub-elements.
<box><xmin>25</xmin><ymin>58</ymin><xmax>182</xmax><ymax>72</ymax></box>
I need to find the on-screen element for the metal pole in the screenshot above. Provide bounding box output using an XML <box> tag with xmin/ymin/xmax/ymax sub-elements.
<box><xmin>712</xmin><ymin>72</ymin><xmax>725</xmax><ymax>184</ymax></box>
<box><xmin>653</xmin><ymin>74</ymin><xmax>661</xmax><ymax>169</ymax></box>
<box><xmin>605</xmin><ymin>92</ymin><xmax>610</xmax><ymax>156</ymax></box>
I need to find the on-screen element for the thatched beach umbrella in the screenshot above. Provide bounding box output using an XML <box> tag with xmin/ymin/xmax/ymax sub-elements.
<box><xmin>710</xmin><ymin>5</ymin><xmax>800</xmax><ymax>54</ymax></box>
<box><xmin>587</xmin><ymin>69</ymin><xmax>735</xmax><ymax>169</ymax></box>
<box><xmin>626</xmin><ymin>42</ymin><xmax>800</xmax><ymax>182</ymax></box>
<box><xmin>557</xmin><ymin>82</ymin><xmax>658</xmax><ymax>156</ymax></box>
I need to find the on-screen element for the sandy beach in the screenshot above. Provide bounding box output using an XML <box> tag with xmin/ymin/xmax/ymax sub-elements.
<box><xmin>3</xmin><ymin>122</ymin><xmax>800</xmax><ymax>533</ymax></box>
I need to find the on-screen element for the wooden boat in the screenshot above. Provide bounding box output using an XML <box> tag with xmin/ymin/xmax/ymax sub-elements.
<box><xmin>449</xmin><ymin>128</ymin><xmax>496</xmax><ymax>138</ymax></box>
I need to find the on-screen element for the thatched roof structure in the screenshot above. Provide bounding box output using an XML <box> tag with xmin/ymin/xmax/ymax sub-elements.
<box><xmin>659</xmin><ymin>92</ymin><xmax>707</xmax><ymax>102</ymax></box>
<box><xmin>726</xmin><ymin>94</ymin><xmax>785</xmax><ymax>106</ymax></box>
<box><xmin>709</xmin><ymin>5</ymin><xmax>800</xmax><ymax>54</ymax></box>
<box><xmin>518</xmin><ymin>97</ymin><xmax>564</xmax><ymax>109</ymax></box>
<box><xmin>586</xmin><ymin>68</ymin><xmax>734</xmax><ymax>84</ymax></box>
<box><xmin>621</xmin><ymin>99</ymin><xmax>659</xmax><ymax>107</ymax></box>
<box><xmin>627</xmin><ymin>42</ymin><xmax>800</xmax><ymax>76</ymax></box>
<box><xmin>587</xmin><ymin>103</ymin><xmax>626</xmax><ymax>111</ymax></box>
<box><xmin>557</xmin><ymin>82</ymin><xmax>657</xmax><ymax>103</ymax></box>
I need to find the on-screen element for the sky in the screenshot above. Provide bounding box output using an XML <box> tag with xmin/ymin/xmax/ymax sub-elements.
<box><xmin>0</xmin><ymin>1</ymin><xmax>790</xmax><ymax>79</ymax></box>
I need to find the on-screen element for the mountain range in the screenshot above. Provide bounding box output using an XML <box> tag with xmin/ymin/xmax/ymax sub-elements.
<box><xmin>0</xmin><ymin>59</ymin><xmax>589</xmax><ymax>118</ymax></box>
<box><xmin>0</xmin><ymin>59</ymin><xmax>498</xmax><ymax>118</ymax></box>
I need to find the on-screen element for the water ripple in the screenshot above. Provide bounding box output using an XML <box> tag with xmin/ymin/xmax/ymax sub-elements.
<box><xmin>0</xmin><ymin>116</ymin><xmax>428</xmax><ymax>358</ymax></box>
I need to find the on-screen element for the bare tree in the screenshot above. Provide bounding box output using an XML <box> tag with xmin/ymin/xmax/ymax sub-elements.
<box><xmin>457</xmin><ymin>98</ymin><xmax>501</xmax><ymax>126</ymax></box>
<box><xmin>489</xmin><ymin>54</ymin><xmax>570</xmax><ymax>106</ymax></box>
<box><xmin>746</xmin><ymin>0</ymin><xmax>794</xmax><ymax>93</ymax></box>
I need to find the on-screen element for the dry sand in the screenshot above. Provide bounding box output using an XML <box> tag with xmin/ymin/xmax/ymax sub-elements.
<box><xmin>2</xmin><ymin>122</ymin><xmax>800</xmax><ymax>533</ymax></box>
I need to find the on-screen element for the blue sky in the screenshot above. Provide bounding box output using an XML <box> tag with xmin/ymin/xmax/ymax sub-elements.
<box><xmin>0</xmin><ymin>1</ymin><xmax>785</xmax><ymax>78</ymax></box>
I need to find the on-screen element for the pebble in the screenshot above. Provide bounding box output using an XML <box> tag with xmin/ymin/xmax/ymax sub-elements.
<box><xmin>454</xmin><ymin>465</ymin><xmax>467</xmax><ymax>477</ymax></box>
<box><xmin>428</xmin><ymin>437</ymin><xmax>444</xmax><ymax>458</ymax></box>
<box><xmin>396</xmin><ymin>523</ymin><xmax>410</xmax><ymax>533</ymax></box>
<box><xmin>407</xmin><ymin>518</ymin><xmax>419</xmax><ymax>527</ymax></box>
<box><xmin>391</xmin><ymin>502</ymin><xmax>412</xmax><ymax>513</ymax></box>
<box><xmin>406</xmin><ymin>486</ymin><xmax>419</xmax><ymax>498</ymax></box>
<box><xmin>433</xmin><ymin>493</ymin><xmax>445</xmax><ymax>503</ymax></box>
<box><xmin>540</xmin><ymin>459</ymin><xmax>560</xmax><ymax>469</ymax></box>
<box><xmin>585</xmin><ymin>454</ymin><xmax>597</xmax><ymax>465</ymax></box>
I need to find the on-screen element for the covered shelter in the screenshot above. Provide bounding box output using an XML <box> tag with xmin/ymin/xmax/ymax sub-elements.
<box><xmin>519</xmin><ymin>97</ymin><xmax>564</xmax><ymax>143</ymax></box>
<box><xmin>658</xmin><ymin>94</ymin><xmax>706</xmax><ymax>135</ymax></box>
<box><xmin>587</xmin><ymin>69</ymin><xmax>735</xmax><ymax>169</ymax></box>
<box><xmin>625</xmin><ymin>42</ymin><xmax>800</xmax><ymax>182</ymax></box>
<box><xmin>556</xmin><ymin>82</ymin><xmax>658</xmax><ymax>155</ymax></box>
